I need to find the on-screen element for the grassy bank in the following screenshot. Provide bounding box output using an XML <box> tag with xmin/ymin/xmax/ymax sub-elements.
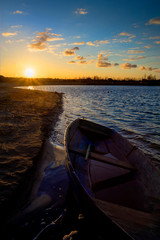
<box><xmin>0</xmin><ymin>86</ymin><xmax>63</xmax><ymax>210</ymax></box>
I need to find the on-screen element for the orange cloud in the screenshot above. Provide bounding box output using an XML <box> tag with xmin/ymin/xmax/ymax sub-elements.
<box><xmin>128</xmin><ymin>50</ymin><xmax>146</xmax><ymax>54</ymax></box>
<box><xmin>123</xmin><ymin>56</ymin><xmax>146</xmax><ymax>61</ymax></box>
<box><xmin>68</xmin><ymin>61</ymin><xmax>76</xmax><ymax>64</ymax></box>
<box><xmin>75</xmin><ymin>55</ymin><xmax>86</xmax><ymax>60</ymax></box>
<box><xmin>144</xmin><ymin>46</ymin><xmax>151</xmax><ymax>49</ymax></box>
<box><xmin>28</xmin><ymin>30</ymin><xmax>63</xmax><ymax>51</ymax></box>
<box><xmin>78</xmin><ymin>60</ymin><xmax>87</xmax><ymax>64</ymax></box>
<box><xmin>139</xmin><ymin>66</ymin><xmax>157</xmax><ymax>71</ymax></box>
<box><xmin>2</xmin><ymin>32</ymin><xmax>17</xmax><ymax>37</ymax></box>
<box><xmin>149</xmin><ymin>36</ymin><xmax>160</xmax><ymax>39</ymax></box>
<box><xmin>71</xmin><ymin>41</ymin><xmax>85</xmax><ymax>45</ymax></box>
<box><xmin>63</xmin><ymin>47</ymin><xmax>79</xmax><ymax>56</ymax></box>
<box><xmin>13</xmin><ymin>10</ymin><xmax>23</xmax><ymax>14</ymax></box>
<box><xmin>86</xmin><ymin>41</ymin><xmax>96</xmax><ymax>46</ymax></box>
<box><xmin>120</xmin><ymin>63</ymin><xmax>137</xmax><ymax>69</ymax></box>
<box><xmin>94</xmin><ymin>40</ymin><xmax>110</xmax><ymax>44</ymax></box>
<box><xmin>97</xmin><ymin>53</ymin><xmax>108</xmax><ymax>61</ymax></box>
<box><xmin>146</xmin><ymin>17</ymin><xmax>160</xmax><ymax>25</ymax></box>
<box><xmin>97</xmin><ymin>61</ymin><xmax>111</xmax><ymax>68</ymax></box>
<box><xmin>75</xmin><ymin>8</ymin><xmax>88</xmax><ymax>15</ymax></box>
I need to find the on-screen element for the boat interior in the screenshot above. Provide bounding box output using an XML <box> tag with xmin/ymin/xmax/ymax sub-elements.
<box><xmin>67</xmin><ymin>119</ymin><xmax>160</xmax><ymax>214</ymax></box>
<box><xmin>66</xmin><ymin>119</ymin><xmax>160</xmax><ymax>239</ymax></box>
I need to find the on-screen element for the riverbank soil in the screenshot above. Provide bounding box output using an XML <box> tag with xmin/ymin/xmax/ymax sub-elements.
<box><xmin>0</xmin><ymin>86</ymin><xmax>63</xmax><ymax>220</ymax></box>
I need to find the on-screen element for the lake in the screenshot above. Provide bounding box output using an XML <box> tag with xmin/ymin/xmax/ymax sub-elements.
<box><xmin>28</xmin><ymin>85</ymin><xmax>160</xmax><ymax>162</ymax></box>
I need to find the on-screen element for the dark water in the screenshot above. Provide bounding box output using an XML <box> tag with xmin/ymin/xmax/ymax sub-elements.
<box><xmin>27</xmin><ymin>85</ymin><xmax>160</xmax><ymax>162</ymax></box>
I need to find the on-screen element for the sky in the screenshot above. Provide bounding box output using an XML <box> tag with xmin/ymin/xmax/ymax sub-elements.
<box><xmin>1</xmin><ymin>0</ymin><xmax>160</xmax><ymax>79</ymax></box>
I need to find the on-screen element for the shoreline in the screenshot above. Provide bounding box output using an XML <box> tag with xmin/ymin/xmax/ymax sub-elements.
<box><xmin>0</xmin><ymin>84</ymin><xmax>64</xmax><ymax>222</ymax></box>
<box><xmin>0</xmin><ymin>76</ymin><xmax>160</xmax><ymax>86</ymax></box>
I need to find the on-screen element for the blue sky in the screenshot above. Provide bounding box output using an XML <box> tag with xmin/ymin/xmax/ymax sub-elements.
<box><xmin>1</xmin><ymin>0</ymin><xmax>160</xmax><ymax>78</ymax></box>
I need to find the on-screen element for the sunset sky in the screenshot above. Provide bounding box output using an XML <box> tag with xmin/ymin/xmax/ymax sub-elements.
<box><xmin>1</xmin><ymin>0</ymin><xmax>160</xmax><ymax>79</ymax></box>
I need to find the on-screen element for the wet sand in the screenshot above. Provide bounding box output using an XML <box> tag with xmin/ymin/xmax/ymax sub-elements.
<box><xmin>0</xmin><ymin>85</ymin><xmax>63</xmax><ymax>221</ymax></box>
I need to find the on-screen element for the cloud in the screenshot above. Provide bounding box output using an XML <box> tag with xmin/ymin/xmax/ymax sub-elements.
<box><xmin>71</xmin><ymin>41</ymin><xmax>85</xmax><ymax>45</ymax></box>
<box><xmin>139</xmin><ymin>66</ymin><xmax>157</xmax><ymax>71</ymax></box>
<box><xmin>63</xmin><ymin>47</ymin><xmax>79</xmax><ymax>56</ymax></box>
<box><xmin>120</xmin><ymin>63</ymin><xmax>137</xmax><ymax>69</ymax></box>
<box><xmin>97</xmin><ymin>53</ymin><xmax>108</xmax><ymax>61</ymax></box>
<box><xmin>2</xmin><ymin>32</ymin><xmax>17</xmax><ymax>37</ymax></box>
<box><xmin>144</xmin><ymin>45</ymin><xmax>151</xmax><ymax>49</ymax></box>
<box><xmin>97</xmin><ymin>59</ymin><xmax>119</xmax><ymax>68</ymax></box>
<box><xmin>149</xmin><ymin>36</ymin><xmax>160</xmax><ymax>39</ymax></box>
<box><xmin>13</xmin><ymin>10</ymin><xmax>23</xmax><ymax>14</ymax></box>
<box><xmin>68</xmin><ymin>61</ymin><xmax>76</xmax><ymax>64</ymax></box>
<box><xmin>94</xmin><ymin>40</ymin><xmax>110</xmax><ymax>44</ymax></box>
<box><xmin>78</xmin><ymin>60</ymin><xmax>87</xmax><ymax>64</ymax></box>
<box><xmin>28</xmin><ymin>30</ymin><xmax>63</xmax><ymax>51</ymax></box>
<box><xmin>75</xmin><ymin>55</ymin><xmax>86</xmax><ymax>60</ymax></box>
<box><xmin>86</xmin><ymin>41</ymin><xmax>96</xmax><ymax>46</ymax></box>
<box><xmin>128</xmin><ymin>50</ymin><xmax>146</xmax><ymax>54</ymax></box>
<box><xmin>47</xmin><ymin>37</ymin><xmax>64</xmax><ymax>41</ymax></box>
<box><xmin>64</xmin><ymin>49</ymin><xmax>75</xmax><ymax>56</ymax></box>
<box><xmin>72</xmin><ymin>47</ymin><xmax>79</xmax><ymax>50</ymax></box>
<box><xmin>75</xmin><ymin>8</ymin><xmax>88</xmax><ymax>15</ymax></box>
<box><xmin>97</xmin><ymin>61</ymin><xmax>112</xmax><ymax>68</ymax></box>
<box><xmin>123</xmin><ymin>56</ymin><xmax>146</xmax><ymax>61</ymax></box>
<box><xmin>28</xmin><ymin>31</ymin><xmax>49</xmax><ymax>51</ymax></box>
<box><xmin>114</xmin><ymin>32</ymin><xmax>136</xmax><ymax>43</ymax></box>
<box><xmin>117</xmin><ymin>32</ymin><xmax>136</xmax><ymax>38</ymax></box>
<box><xmin>11</xmin><ymin>25</ymin><xmax>22</xmax><ymax>28</ymax></box>
<box><xmin>118</xmin><ymin>32</ymin><xmax>133</xmax><ymax>37</ymax></box>
<box><xmin>88</xmin><ymin>59</ymin><xmax>95</xmax><ymax>64</ymax></box>
<box><xmin>155</xmin><ymin>41</ymin><xmax>160</xmax><ymax>44</ymax></box>
<box><xmin>146</xmin><ymin>17</ymin><xmax>160</xmax><ymax>25</ymax></box>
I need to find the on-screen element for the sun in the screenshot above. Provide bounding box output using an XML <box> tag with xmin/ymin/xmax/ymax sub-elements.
<box><xmin>24</xmin><ymin>67</ymin><xmax>35</xmax><ymax>78</ymax></box>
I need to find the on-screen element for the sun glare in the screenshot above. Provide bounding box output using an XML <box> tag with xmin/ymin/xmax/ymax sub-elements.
<box><xmin>24</xmin><ymin>68</ymin><xmax>35</xmax><ymax>78</ymax></box>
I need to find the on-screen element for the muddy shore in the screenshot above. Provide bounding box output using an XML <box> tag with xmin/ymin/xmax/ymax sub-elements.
<box><xmin>0</xmin><ymin>85</ymin><xmax>63</xmax><ymax>221</ymax></box>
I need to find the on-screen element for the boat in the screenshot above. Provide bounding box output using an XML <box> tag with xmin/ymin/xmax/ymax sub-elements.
<box><xmin>64</xmin><ymin>118</ymin><xmax>160</xmax><ymax>240</ymax></box>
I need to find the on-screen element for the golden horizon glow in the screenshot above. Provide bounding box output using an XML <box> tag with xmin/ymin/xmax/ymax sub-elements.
<box><xmin>24</xmin><ymin>67</ymin><xmax>35</xmax><ymax>78</ymax></box>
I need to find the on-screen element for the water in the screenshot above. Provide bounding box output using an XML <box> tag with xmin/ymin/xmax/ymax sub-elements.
<box><xmin>26</xmin><ymin>85</ymin><xmax>160</xmax><ymax>162</ymax></box>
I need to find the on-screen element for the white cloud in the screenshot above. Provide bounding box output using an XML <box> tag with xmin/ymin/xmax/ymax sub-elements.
<box><xmin>75</xmin><ymin>8</ymin><xmax>88</xmax><ymax>15</ymax></box>
<box><xmin>11</xmin><ymin>25</ymin><xmax>22</xmax><ymax>28</ymax></box>
<box><xmin>146</xmin><ymin>17</ymin><xmax>160</xmax><ymax>25</ymax></box>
